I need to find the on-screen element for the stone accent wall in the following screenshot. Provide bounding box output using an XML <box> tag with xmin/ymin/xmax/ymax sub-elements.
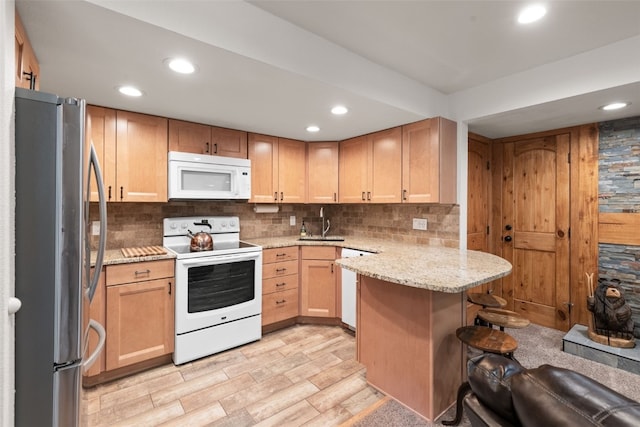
<box><xmin>598</xmin><ymin>115</ymin><xmax>640</xmax><ymax>338</ymax></box>
<box><xmin>599</xmin><ymin>116</ymin><xmax>640</xmax><ymax>212</ymax></box>
<box><xmin>90</xmin><ymin>202</ymin><xmax>459</xmax><ymax>250</ymax></box>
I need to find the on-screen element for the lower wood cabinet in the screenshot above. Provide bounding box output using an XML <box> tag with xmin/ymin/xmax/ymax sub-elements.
<box><xmin>300</xmin><ymin>246</ymin><xmax>337</xmax><ymax>317</ymax></box>
<box><xmin>105</xmin><ymin>260</ymin><xmax>174</xmax><ymax>371</ymax></box>
<box><xmin>262</xmin><ymin>247</ymin><xmax>299</xmax><ymax>326</ymax></box>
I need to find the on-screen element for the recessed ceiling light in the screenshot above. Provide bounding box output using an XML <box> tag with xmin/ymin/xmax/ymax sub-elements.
<box><xmin>600</xmin><ymin>102</ymin><xmax>630</xmax><ymax>111</ymax></box>
<box><xmin>118</xmin><ymin>86</ymin><xmax>143</xmax><ymax>97</ymax></box>
<box><xmin>165</xmin><ymin>58</ymin><xmax>196</xmax><ymax>74</ymax></box>
<box><xmin>518</xmin><ymin>4</ymin><xmax>547</xmax><ymax>24</ymax></box>
<box><xmin>306</xmin><ymin>125</ymin><xmax>320</xmax><ymax>133</ymax></box>
<box><xmin>331</xmin><ymin>105</ymin><xmax>348</xmax><ymax>115</ymax></box>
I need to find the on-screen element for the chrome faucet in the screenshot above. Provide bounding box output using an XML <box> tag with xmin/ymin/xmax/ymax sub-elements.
<box><xmin>320</xmin><ymin>207</ymin><xmax>331</xmax><ymax>238</ymax></box>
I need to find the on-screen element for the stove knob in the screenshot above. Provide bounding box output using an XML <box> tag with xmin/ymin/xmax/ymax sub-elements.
<box><xmin>221</xmin><ymin>221</ymin><xmax>227</xmax><ymax>228</ymax></box>
<box><xmin>181</xmin><ymin>222</ymin><xmax>188</xmax><ymax>229</ymax></box>
<box><xmin>229</xmin><ymin>219</ymin><xmax>237</xmax><ymax>227</ymax></box>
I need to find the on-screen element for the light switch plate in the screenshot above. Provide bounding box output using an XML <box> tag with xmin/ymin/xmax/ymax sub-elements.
<box><xmin>412</xmin><ymin>218</ymin><xmax>428</xmax><ymax>231</ymax></box>
<box><xmin>91</xmin><ymin>221</ymin><xmax>100</xmax><ymax>236</ymax></box>
<box><xmin>290</xmin><ymin>215</ymin><xmax>296</xmax><ymax>226</ymax></box>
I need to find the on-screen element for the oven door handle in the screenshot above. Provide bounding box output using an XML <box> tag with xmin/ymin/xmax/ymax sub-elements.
<box><xmin>179</xmin><ymin>252</ymin><xmax>260</xmax><ymax>266</ymax></box>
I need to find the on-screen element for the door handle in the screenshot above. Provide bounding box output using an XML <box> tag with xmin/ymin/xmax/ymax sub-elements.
<box><xmin>362</xmin><ymin>192</ymin><xmax>366</xmax><ymax>201</ymax></box>
<box><xmin>205</xmin><ymin>142</ymin><xmax>210</xmax><ymax>153</ymax></box>
<box><xmin>504</xmin><ymin>235</ymin><xmax>512</xmax><ymax>242</ymax></box>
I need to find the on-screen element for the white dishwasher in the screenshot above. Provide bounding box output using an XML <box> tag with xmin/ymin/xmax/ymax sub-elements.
<box><xmin>341</xmin><ymin>248</ymin><xmax>374</xmax><ymax>330</ymax></box>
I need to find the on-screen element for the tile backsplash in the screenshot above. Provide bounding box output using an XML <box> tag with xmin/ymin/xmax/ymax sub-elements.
<box><xmin>90</xmin><ymin>202</ymin><xmax>459</xmax><ymax>250</ymax></box>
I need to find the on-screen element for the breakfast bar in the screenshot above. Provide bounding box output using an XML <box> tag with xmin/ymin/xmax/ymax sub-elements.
<box><xmin>335</xmin><ymin>244</ymin><xmax>512</xmax><ymax>422</ymax></box>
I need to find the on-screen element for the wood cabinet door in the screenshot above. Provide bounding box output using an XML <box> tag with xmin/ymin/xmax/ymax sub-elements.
<box><xmin>168</xmin><ymin>119</ymin><xmax>211</xmax><ymax>155</ymax></box>
<box><xmin>402</xmin><ymin>119</ymin><xmax>439</xmax><ymax>203</ymax></box>
<box><xmin>211</xmin><ymin>126</ymin><xmax>248</xmax><ymax>159</ymax></box>
<box><xmin>501</xmin><ymin>136</ymin><xmax>571</xmax><ymax>331</ymax></box>
<box><xmin>15</xmin><ymin>12</ymin><xmax>40</xmax><ymax>90</ymax></box>
<box><xmin>300</xmin><ymin>259</ymin><xmax>336</xmax><ymax>317</ymax></box>
<box><xmin>307</xmin><ymin>142</ymin><xmax>339</xmax><ymax>204</ymax></box>
<box><xmin>86</xmin><ymin>106</ymin><xmax>116</xmax><ymax>202</ymax></box>
<box><xmin>105</xmin><ymin>278</ymin><xmax>174</xmax><ymax>370</ymax></box>
<box><xmin>84</xmin><ymin>268</ymin><xmax>105</xmax><ymax>378</ymax></box>
<box><xmin>278</xmin><ymin>138</ymin><xmax>306</xmax><ymax>204</ymax></box>
<box><xmin>339</xmin><ymin>136</ymin><xmax>368</xmax><ymax>203</ymax></box>
<box><xmin>369</xmin><ymin>127</ymin><xmax>402</xmax><ymax>203</ymax></box>
<box><xmin>248</xmin><ymin>133</ymin><xmax>279</xmax><ymax>203</ymax></box>
<box><xmin>115</xmin><ymin>111</ymin><xmax>168</xmax><ymax>202</ymax></box>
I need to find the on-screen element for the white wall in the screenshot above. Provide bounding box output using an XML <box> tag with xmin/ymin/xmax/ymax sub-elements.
<box><xmin>1</xmin><ymin>2</ymin><xmax>15</xmax><ymax>426</ymax></box>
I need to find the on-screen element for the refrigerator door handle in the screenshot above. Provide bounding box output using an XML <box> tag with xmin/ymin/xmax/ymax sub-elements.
<box><xmin>88</xmin><ymin>143</ymin><xmax>107</xmax><ymax>301</ymax></box>
<box><xmin>83</xmin><ymin>319</ymin><xmax>105</xmax><ymax>372</ymax></box>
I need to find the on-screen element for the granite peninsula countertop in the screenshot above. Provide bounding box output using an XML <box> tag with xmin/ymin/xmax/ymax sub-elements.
<box><xmin>247</xmin><ymin>236</ymin><xmax>512</xmax><ymax>293</ymax></box>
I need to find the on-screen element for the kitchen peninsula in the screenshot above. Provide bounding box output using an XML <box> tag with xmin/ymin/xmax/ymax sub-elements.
<box><xmin>251</xmin><ymin>236</ymin><xmax>512</xmax><ymax>422</ymax></box>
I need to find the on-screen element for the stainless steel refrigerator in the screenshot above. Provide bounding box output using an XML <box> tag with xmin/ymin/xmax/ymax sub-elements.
<box><xmin>14</xmin><ymin>87</ymin><xmax>107</xmax><ymax>427</ymax></box>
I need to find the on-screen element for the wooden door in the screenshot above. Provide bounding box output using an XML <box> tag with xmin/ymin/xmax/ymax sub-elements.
<box><xmin>248</xmin><ymin>133</ymin><xmax>278</xmax><ymax>203</ymax></box>
<box><xmin>115</xmin><ymin>111</ymin><xmax>168</xmax><ymax>202</ymax></box>
<box><xmin>105</xmin><ymin>278</ymin><xmax>174</xmax><ymax>370</ymax></box>
<box><xmin>168</xmin><ymin>119</ymin><xmax>211</xmax><ymax>154</ymax></box>
<box><xmin>501</xmin><ymin>136</ymin><xmax>571</xmax><ymax>330</ymax></box>
<box><xmin>369</xmin><ymin>127</ymin><xmax>402</xmax><ymax>203</ymax></box>
<box><xmin>211</xmin><ymin>126</ymin><xmax>248</xmax><ymax>159</ymax></box>
<box><xmin>307</xmin><ymin>142</ymin><xmax>339</xmax><ymax>204</ymax></box>
<box><xmin>277</xmin><ymin>138</ymin><xmax>306</xmax><ymax>204</ymax></box>
<box><xmin>339</xmin><ymin>136</ymin><xmax>368</xmax><ymax>203</ymax></box>
<box><xmin>86</xmin><ymin>106</ymin><xmax>116</xmax><ymax>202</ymax></box>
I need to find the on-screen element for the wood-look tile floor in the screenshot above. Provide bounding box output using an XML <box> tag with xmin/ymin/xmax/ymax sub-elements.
<box><xmin>83</xmin><ymin>324</ymin><xmax>385</xmax><ymax>427</ymax></box>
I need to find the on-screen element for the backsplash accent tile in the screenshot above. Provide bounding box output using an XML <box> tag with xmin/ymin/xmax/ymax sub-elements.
<box><xmin>90</xmin><ymin>202</ymin><xmax>459</xmax><ymax>250</ymax></box>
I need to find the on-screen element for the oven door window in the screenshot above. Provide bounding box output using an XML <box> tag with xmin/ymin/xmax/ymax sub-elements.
<box><xmin>187</xmin><ymin>260</ymin><xmax>255</xmax><ymax>312</ymax></box>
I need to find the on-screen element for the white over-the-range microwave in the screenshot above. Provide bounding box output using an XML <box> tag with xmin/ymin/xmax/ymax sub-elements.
<box><xmin>168</xmin><ymin>151</ymin><xmax>251</xmax><ymax>200</ymax></box>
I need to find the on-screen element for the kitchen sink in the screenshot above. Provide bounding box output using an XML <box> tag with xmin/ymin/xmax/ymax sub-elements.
<box><xmin>298</xmin><ymin>235</ymin><xmax>345</xmax><ymax>241</ymax></box>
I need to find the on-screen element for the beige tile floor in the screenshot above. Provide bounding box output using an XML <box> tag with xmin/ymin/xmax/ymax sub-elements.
<box><xmin>83</xmin><ymin>324</ymin><xmax>385</xmax><ymax>426</ymax></box>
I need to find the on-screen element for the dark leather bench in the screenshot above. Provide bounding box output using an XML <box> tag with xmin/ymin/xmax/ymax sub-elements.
<box><xmin>444</xmin><ymin>353</ymin><xmax>640</xmax><ymax>426</ymax></box>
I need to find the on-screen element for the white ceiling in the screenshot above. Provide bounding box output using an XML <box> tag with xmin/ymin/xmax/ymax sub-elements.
<box><xmin>16</xmin><ymin>0</ymin><xmax>640</xmax><ymax>140</ymax></box>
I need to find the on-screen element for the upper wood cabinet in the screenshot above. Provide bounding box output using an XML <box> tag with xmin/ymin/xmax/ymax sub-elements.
<box><xmin>116</xmin><ymin>111</ymin><xmax>168</xmax><ymax>202</ymax></box>
<box><xmin>401</xmin><ymin>117</ymin><xmax>457</xmax><ymax>204</ymax></box>
<box><xmin>307</xmin><ymin>142</ymin><xmax>339</xmax><ymax>204</ymax></box>
<box><xmin>87</xmin><ymin>106</ymin><xmax>116</xmax><ymax>202</ymax></box>
<box><xmin>87</xmin><ymin>106</ymin><xmax>168</xmax><ymax>202</ymax></box>
<box><xmin>248</xmin><ymin>134</ymin><xmax>306</xmax><ymax>203</ymax></box>
<box><xmin>168</xmin><ymin>119</ymin><xmax>247</xmax><ymax>158</ymax></box>
<box><xmin>339</xmin><ymin>127</ymin><xmax>402</xmax><ymax>203</ymax></box>
<box><xmin>15</xmin><ymin>12</ymin><xmax>40</xmax><ymax>90</ymax></box>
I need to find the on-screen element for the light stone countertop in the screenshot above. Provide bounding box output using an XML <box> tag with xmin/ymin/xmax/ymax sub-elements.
<box><xmin>247</xmin><ymin>235</ymin><xmax>512</xmax><ymax>293</ymax></box>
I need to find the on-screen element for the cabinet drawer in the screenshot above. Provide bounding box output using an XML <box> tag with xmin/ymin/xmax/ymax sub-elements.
<box><xmin>106</xmin><ymin>259</ymin><xmax>174</xmax><ymax>286</ymax></box>
<box><xmin>262</xmin><ymin>260</ymin><xmax>298</xmax><ymax>279</ymax></box>
<box><xmin>301</xmin><ymin>246</ymin><xmax>336</xmax><ymax>260</ymax></box>
<box><xmin>263</xmin><ymin>274</ymin><xmax>298</xmax><ymax>295</ymax></box>
<box><xmin>262</xmin><ymin>288</ymin><xmax>298</xmax><ymax>326</ymax></box>
<box><xmin>263</xmin><ymin>246</ymin><xmax>298</xmax><ymax>264</ymax></box>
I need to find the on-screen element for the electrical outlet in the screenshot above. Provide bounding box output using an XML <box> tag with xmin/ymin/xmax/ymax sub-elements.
<box><xmin>290</xmin><ymin>215</ymin><xmax>296</xmax><ymax>226</ymax></box>
<box><xmin>91</xmin><ymin>221</ymin><xmax>100</xmax><ymax>236</ymax></box>
<box><xmin>412</xmin><ymin>218</ymin><xmax>428</xmax><ymax>231</ymax></box>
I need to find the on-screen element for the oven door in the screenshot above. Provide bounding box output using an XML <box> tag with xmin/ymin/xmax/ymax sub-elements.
<box><xmin>175</xmin><ymin>251</ymin><xmax>262</xmax><ymax>334</ymax></box>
